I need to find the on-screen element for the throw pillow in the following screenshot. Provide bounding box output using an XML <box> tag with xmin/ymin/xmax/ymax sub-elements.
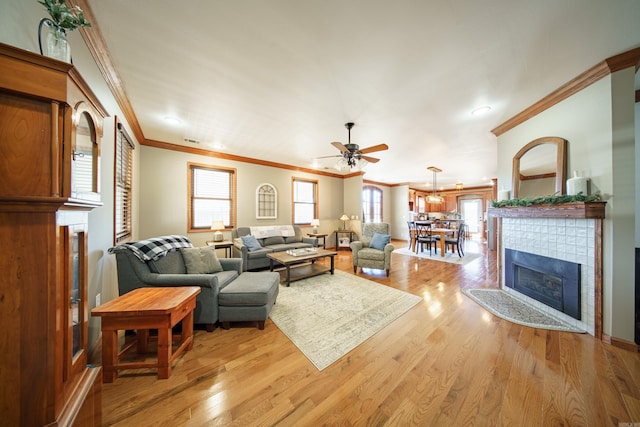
<box><xmin>369</xmin><ymin>232</ymin><xmax>391</xmax><ymax>251</ymax></box>
<box><xmin>241</xmin><ymin>235</ymin><xmax>263</xmax><ymax>252</ymax></box>
<box><xmin>180</xmin><ymin>247</ymin><xmax>223</xmax><ymax>274</ymax></box>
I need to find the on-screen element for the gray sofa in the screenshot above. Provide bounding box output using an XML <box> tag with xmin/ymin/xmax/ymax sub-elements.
<box><xmin>112</xmin><ymin>247</ymin><xmax>242</xmax><ymax>331</ymax></box>
<box><xmin>232</xmin><ymin>225</ymin><xmax>317</xmax><ymax>271</ymax></box>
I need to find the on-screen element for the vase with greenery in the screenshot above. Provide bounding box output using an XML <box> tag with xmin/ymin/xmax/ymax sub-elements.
<box><xmin>37</xmin><ymin>0</ymin><xmax>91</xmax><ymax>62</ymax></box>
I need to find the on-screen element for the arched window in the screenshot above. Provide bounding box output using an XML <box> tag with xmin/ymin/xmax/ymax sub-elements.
<box><xmin>362</xmin><ymin>185</ymin><xmax>383</xmax><ymax>223</ymax></box>
<box><xmin>256</xmin><ymin>183</ymin><xmax>277</xmax><ymax>219</ymax></box>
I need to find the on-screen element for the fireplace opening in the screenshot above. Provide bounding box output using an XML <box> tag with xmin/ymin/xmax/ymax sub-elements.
<box><xmin>505</xmin><ymin>249</ymin><xmax>581</xmax><ymax>320</ymax></box>
<box><xmin>514</xmin><ymin>265</ymin><xmax>563</xmax><ymax>311</ymax></box>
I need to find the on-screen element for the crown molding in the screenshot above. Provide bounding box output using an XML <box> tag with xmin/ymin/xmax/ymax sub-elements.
<box><xmin>492</xmin><ymin>47</ymin><xmax>640</xmax><ymax>137</ymax></box>
<box><xmin>72</xmin><ymin>0</ymin><xmax>145</xmax><ymax>144</ymax></box>
<box><xmin>142</xmin><ymin>139</ymin><xmax>344</xmax><ymax>179</ymax></box>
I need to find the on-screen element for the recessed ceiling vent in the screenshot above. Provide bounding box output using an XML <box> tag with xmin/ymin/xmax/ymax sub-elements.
<box><xmin>184</xmin><ymin>138</ymin><xmax>200</xmax><ymax>144</ymax></box>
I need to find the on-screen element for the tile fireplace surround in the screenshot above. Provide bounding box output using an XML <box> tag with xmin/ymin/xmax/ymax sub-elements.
<box><xmin>489</xmin><ymin>202</ymin><xmax>605</xmax><ymax>337</ymax></box>
<box><xmin>502</xmin><ymin>217</ymin><xmax>595</xmax><ymax>333</ymax></box>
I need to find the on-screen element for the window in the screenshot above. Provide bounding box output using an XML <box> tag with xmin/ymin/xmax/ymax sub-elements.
<box><xmin>114</xmin><ymin>120</ymin><xmax>134</xmax><ymax>244</ymax></box>
<box><xmin>256</xmin><ymin>183</ymin><xmax>277</xmax><ymax>219</ymax></box>
<box><xmin>362</xmin><ymin>185</ymin><xmax>383</xmax><ymax>223</ymax></box>
<box><xmin>292</xmin><ymin>178</ymin><xmax>317</xmax><ymax>224</ymax></box>
<box><xmin>188</xmin><ymin>163</ymin><xmax>236</xmax><ymax>232</ymax></box>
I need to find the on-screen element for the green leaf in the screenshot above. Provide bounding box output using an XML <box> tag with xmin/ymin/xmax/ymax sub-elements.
<box><xmin>490</xmin><ymin>192</ymin><xmax>601</xmax><ymax>208</ymax></box>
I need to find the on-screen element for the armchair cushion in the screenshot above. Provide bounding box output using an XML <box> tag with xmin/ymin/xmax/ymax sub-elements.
<box><xmin>241</xmin><ymin>235</ymin><xmax>263</xmax><ymax>251</ymax></box>
<box><xmin>180</xmin><ymin>247</ymin><xmax>223</xmax><ymax>274</ymax></box>
<box><xmin>370</xmin><ymin>233</ymin><xmax>391</xmax><ymax>250</ymax></box>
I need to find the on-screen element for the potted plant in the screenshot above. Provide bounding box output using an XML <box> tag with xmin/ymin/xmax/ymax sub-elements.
<box><xmin>37</xmin><ymin>0</ymin><xmax>91</xmax><ymax>62</ymax></box>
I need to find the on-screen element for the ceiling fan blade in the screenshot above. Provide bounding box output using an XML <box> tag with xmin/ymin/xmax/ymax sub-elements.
<box><xmin>314</xmin><ymin>154</ymin><xmax>341</xmax><ymax>159</ymax></box>
<box><xmin>360</xmin><ymin>155</ymin><xmax>380</xmax><ymax>163</ymax></box>
<box><xmin>331</xmin><ymin>141</ymin><xmax>349</xmax><ymax>153</ymax></box>
<box><xmin>358</xmin><ymin>143</ymin><xmax>389</xmax><ymax>154</ymax></box>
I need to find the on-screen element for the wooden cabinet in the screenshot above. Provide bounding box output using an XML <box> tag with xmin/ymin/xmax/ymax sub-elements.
<box><xmin>0</xmin><ymin>43</ymin><xmax>106</xmax><ymax>426</ymax></box>
<box><xmin>444</xmin><ymin>194</ymin><xmax>457</xmax><ymax>213</ymax></box>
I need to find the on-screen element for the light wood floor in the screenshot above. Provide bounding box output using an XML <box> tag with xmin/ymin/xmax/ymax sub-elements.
<box><xmin>100</xmin><ymin>239</ymin><xmax>640</xmax><ymax>426</ymax></box>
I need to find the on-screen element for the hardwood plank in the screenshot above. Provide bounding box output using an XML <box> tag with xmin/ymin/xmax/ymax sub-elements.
<box><xmin>99</xmin><ymin>238</ymin><xmax>640</xmax><ymax>426</ymax></box>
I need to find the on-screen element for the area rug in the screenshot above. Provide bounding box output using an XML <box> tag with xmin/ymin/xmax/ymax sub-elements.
<box><xmin>462</xmin><ymin>288</ymin><xmax>585</xmax><ymax>333</ymax></box>
<box><xmin>393</xmin><ymin>247</ymin><xmax>481</xmax><ymax>265</ymax></box>
<box><xmin>269</xmin><ymin>270</ymin><xmax>422</xmax><ymax>371</ymax></box>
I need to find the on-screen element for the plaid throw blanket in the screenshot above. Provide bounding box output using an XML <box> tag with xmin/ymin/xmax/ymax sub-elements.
<box><xmin>109</xmin><ymin>235</ymin><xmax>193</xmax><ymax>262</ymax></box>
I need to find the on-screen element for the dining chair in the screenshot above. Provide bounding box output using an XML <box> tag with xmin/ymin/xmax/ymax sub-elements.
<box><xmin>444</xmin><ymin>221</ymin><xmax>465</xmax><ymax>257</ymax></box>
<box><xmin>414</xmin><ymin>222</ymin><xmax>436</xmax><ymax>255</ymax></box>
<box><xmin>407</xmin><ymin>221</ymin><xmax>417</xmax><ymax>249</ymax></box>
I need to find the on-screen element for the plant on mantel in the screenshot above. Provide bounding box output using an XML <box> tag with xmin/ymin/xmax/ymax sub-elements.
<box><xmin>491</xmin><ymin>192</ymin><xmax>601</xmax><ymax>208</ymax></box>
<box><xmin>38</xmin><ymin>0</ymin><xmax>91</xmax><ymax>33</ymax></box>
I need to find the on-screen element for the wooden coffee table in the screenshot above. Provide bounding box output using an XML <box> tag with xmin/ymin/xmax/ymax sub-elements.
<box><xmin>91</xmin><ymin>286</ymin><xmax>200</xmax><ymax>382</ymax></box>
<box><xmin>267</xmin><ymin>249</ymin><xmax>338</xmax><ymax>286</ymax></box>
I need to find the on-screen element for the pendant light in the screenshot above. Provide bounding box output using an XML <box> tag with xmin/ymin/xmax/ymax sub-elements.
<box><xmin>427</xmin><ymin>166</ymin><xmax>444</xmax><ymax>203</ymax></box>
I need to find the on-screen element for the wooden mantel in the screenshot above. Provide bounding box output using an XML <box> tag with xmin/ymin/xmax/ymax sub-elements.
<box><xmin>488</xmin><ymin>201</ymin><xmax>606</xmax><ymax>219</ymax></box>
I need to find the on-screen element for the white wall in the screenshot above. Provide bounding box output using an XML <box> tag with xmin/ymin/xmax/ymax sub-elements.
<box><xmin>139</xmin><ymin>146</ymin><xmax>346</xmax><ymax>247</ymax></box>
<box><xmin>391</xmin><ymin>185</ymin><xmax>410</xmax><ymax>241</ymax></box>
<box><xmin>496</xmin><ymin>71</ymin><xmax>637</xmax><ymax>341</ymax></box>
<box><xmin>0</xmin><ymin>0</ymin><xmax>142</xmax><ymax>347</ymax></box>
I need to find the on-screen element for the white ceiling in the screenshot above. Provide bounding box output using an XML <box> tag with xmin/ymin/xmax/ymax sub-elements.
<box><xmin>87</xmin><ymin>0</ymin><xmax>640</xmax><ymax>190</ymax></box>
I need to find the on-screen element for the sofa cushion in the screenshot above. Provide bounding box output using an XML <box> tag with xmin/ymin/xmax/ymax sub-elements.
<box><xmin>284</xmin><ymin>235</ymin><xmax>302</xmax><ymax>244</ymax></box>
<box><xmin>241</xmin><ymin>235</ymin><xmax>263</xmax><ymax>251</ymax></box>
<box><xmin>180</xmin><ymin>247</ymin><xmax>223</xmax><ymax>274</ymax></box>
<box><xmin>148</xmin><ymin>251</ymin><xmax>187</xmax><ymax>274</ymax></box>
<box><xmin>370</xmin><ymin>233</ymin><xmax>391</xmax><ymax>251</ymax></box>
<box><xmin>218</xmin><ymin>272</ymin><xmax>280</xmax><ymax>306</ymax></box>
<box><xmin>214</xmin><ymin>270</ymin><xmax>240</xmax><ymax>289</ymax></box>
<box><xmin>246</xmin><ymin>247</ymin><xmax>274</xmax><ymax>258</ymax></box>
<box><xmin>264</xmin><ymin>236</ymin><xmax>285</xmax><ymax>246</ymax></box>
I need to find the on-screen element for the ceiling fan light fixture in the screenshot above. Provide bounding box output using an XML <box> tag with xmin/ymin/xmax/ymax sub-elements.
<box><xmin>334</xmin><ymin>156</ymin><xmax>348</xmax><ymax>171</ymax></box>
<box><xmin>352</xmin><ymin>157</ymin><xmax>368</xmax><ymax>171</ymax></box>
<box><xmin>323</xmin><ymin>122</ymin><xmax>387</xmax><ymax>171</ymax></box>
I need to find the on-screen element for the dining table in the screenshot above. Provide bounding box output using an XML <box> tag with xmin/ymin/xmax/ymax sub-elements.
<box><xmin>430</xmin><ymin>227</ymin><xmax>455</xmax><ymax>257</ymax></box>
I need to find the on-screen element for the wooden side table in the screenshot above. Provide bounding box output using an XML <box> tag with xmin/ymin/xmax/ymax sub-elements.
<box><xmin>205</xmin><ymin>240</ymin><xmax>233</xmax><ymax>257</ymax></box>
<box><xmin>307</xmin><ymin>233</ymin><xmax>328</xmax><ymax>249</ymax></box>
<box><xmin>91</xmin><ymin>286</ymin><xmax>200</xmax><ymax>383</ymax></box>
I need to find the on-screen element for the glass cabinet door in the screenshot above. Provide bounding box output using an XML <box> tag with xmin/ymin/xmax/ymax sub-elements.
<box><xmin>63</xmin><ymin>224</ymin><xmax>88</xmax><ymax>383</ymax></box>
<box><xmin>70</xmin><ymin>107</ymin><xmax>100</xmax><ymax>202</ymax></box>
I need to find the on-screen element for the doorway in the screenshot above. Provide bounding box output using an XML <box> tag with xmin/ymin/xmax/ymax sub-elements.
<box><xmin>460</xmin><ymin>198</ymin><xmax>483</xmax><ymax>236</ymax></box>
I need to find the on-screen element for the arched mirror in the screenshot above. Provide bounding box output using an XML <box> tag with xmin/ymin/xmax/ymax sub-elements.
<box><xmin>512</xmin><ymin>136</ymin><xmax>566</xmax><ymax>198</ymax></box>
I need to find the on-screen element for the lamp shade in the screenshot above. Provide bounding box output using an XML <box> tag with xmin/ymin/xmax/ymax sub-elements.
<box><xmin>339</xmin><ymin>214</ymin><xmax>350</xmax><ymax>221</ymax></box>
<box><xmin>310</xmin><ymin>218</ymin><xmax>320</xmax><ymax>233</ymax></box>
<box><xmin>211</xmin><ymin>220</ymin><xmax>225</xmax><ymax>242</ymax></box>
<box><xmin>211</xmin><ymin>220</ymin><xmax>225</xmax><ymax>230</ymax></box>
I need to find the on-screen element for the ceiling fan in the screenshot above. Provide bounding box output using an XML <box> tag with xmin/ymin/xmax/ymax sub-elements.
<box><xmin>318</xmin><ymin>122</ymin><xmax>389</xmax><ymax>169</ymax></box>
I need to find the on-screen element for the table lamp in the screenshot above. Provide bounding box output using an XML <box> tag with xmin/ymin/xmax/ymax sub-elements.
<box><xmin>211</xmin><ymin>220</ymin><xmax>225</xmax><ymax>242</ymax></box>
<box><xmin>339</xmin><ymin>214</ymin><xmax>349</xmax><ymax>230</ymax></box>
<box><xmin>311</xmin><ymin>218</ymin><xmax>320</xmax><ymax>234</ymax></box>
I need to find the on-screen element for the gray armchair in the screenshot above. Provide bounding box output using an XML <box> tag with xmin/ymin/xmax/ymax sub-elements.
<box><xmin>350</xmin><ymin>223</ymin><xmax>394</xmax><ymax>276</ymax></box>
<box><xmin>112</xmin><ymin>247</ymin><xmax>243</xmax><ymax>332</ymax></box>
